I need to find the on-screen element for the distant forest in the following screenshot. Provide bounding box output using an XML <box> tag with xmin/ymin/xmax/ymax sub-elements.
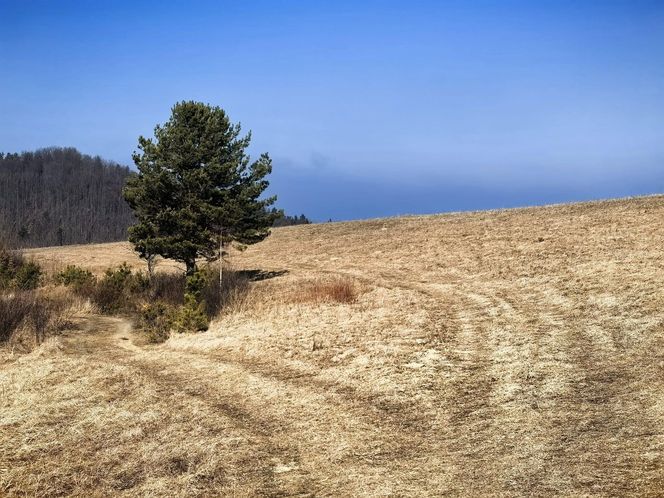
<box><xmin>0</xmin><ymin>148</ymin><xmax>135</xmax><ymax>248</ymax></box>
<box><xmin>270</xmin><ymin>209</ymin><xmax>311</xmax><ymax>227</ymax></box>
<box><xmin>0</xmin><ymin>147</ymin><xmax>310</xmax><ymax>248</ymax></box>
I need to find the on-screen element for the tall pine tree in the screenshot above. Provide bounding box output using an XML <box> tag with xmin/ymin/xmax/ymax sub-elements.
<box><xmin>123</xmin><ymin>101</ymin><xmax>278</xmax><ymax>275</ymax></box>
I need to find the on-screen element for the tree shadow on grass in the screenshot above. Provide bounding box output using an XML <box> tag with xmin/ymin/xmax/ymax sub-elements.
<box><xmin>204</xmin><ymin>269</ymin><xmax>288</xmax><ymax>317</ymax></box>
<box><xmin>237</xmin><ymin>269</ymin><xmax>288</xmax><ymax>282</ymax></box>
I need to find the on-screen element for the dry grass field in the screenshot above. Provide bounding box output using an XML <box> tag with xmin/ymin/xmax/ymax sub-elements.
<box><xmin>3</xmin><ymin>195</ymin><xmax>664</xmax><ymax>496</ymax></box>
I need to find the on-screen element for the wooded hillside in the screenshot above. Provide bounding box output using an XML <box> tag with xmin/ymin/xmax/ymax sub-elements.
<box><xmin>0</xmin><ymin>147</ymin><xmax>135</xmax><ymax>248</ymax></box>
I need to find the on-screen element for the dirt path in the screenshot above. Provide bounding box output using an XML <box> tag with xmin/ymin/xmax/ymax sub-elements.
<box><xmin>52</xmin><ymin>313</ymin><xmax>457</xmax><ymax>495</ymax></box>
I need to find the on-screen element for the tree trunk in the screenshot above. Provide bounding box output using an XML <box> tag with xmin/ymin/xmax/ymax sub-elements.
<box><xmin>185</xmin><ymin>259</ymin><xmax>196</xmax><ymax>276</ymax></box>
<box><xmin>147</xmin><ymin>254</ymin><xmax>156</xmax><ymax>279</ymax></box>
<box><xmin>219</xmin><ymin>228</ymin><xmax>223</xmax><ymax>305</ymax></box>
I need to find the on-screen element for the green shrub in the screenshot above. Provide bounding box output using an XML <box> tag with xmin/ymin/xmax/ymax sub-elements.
<box><xmin>91</xmin><ymin>280</ymin><xmax>124</xmax><ymax>313</ymax></box>
<box><xmin>103</xmin><ymin>263</ymin><xmax>133</xmax><ymax>288</ymax></box>
<box><xmin>57</xmin><ymin>262</ymin><xmax>247</xmax><ymax>334</ymax></box>
<box><xmin>91</xmin><ymin>263</ymin><xmax>135</xmax><ymax>313</ymax></box>
<box><xmin>138</xmin><ymin>302</ymin><xmax>173</xmax><ymax>343</ymax></box>
<box><xmin>55</xmin><ymin>265</ymin><xmax>95</xmax><ymax>288</ymax></box>
<box><xmin>149</xmin><ymin>272</ymin><xmax>185</xmax><ymax>306</ymax></box>
<box><xmin>13</xmin><ymin>261</ymin><xmax>42</xmax><ymax>290</ymax></box>
<box><xmin>128</xmin><ymin>271</ymin><xmax>150</xmax><ymax>294</ymax></box>
<box><xmin>136</xmin><ymin>270</ymin><xmax>212</xmax><ymax>338</ymax></box>
<box><xmin>172</xmin><ymin>294</ymin><xmax>209</xmax><ymax>333</ymax></box>
<box><xmin>184</xmin><ymin>270</ymin><xmax>207</xmax><ymax>302</ymax></box>
<box><xmin>0</xmin><ymin>248</ymin><xmax>42</xmax><ymax>290</ymax></box>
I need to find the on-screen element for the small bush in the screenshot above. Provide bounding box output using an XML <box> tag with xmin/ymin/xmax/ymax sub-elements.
<box><xmin>184</xmin><ymin>270</ymin><xmax>207</xmax><ymax>303</ymax></box>
<box><xmin>136</xmin><ymin>270</ymin><xmax>213</xmax><ymax>340</ymax></box>
<box><xmin>58</xmin><ymin>261</ymin><xmax>252</xmax><ymax>337</ymax></box>
<box><xmin>170</xmin><ymin>270</ymin><xmax>211</xmax><ymax>333</ymax></box>
<box><xmin>0</xmin><ymin>247</ymin><xmax>42</xmax><ymax>290</ymax></box>
<box><xmin>91</xmin><ymin>280</ymin><xmax>124</xmax><ymax>313</ymax></box>
<box><xmin>148</xmin><ymin>273</ymin><xmax>185</xmax><ymax>306</ymax></box>
<box><xmin>103</xmin><ymin>263</ymin><xmax>133</xmax><ymax>288</ymax></box>
<box><xmin>88</xmin><ymin>263</ymin><xmax>148</xmax><ymax>314</ymax></box>
<box><xmin>55</xmin><ymin>265</ymin><xmax>95</xmax><ymax>288</ymax></box>
<box><xmin>0</xmin><ymin>291</ymin><xmax>73</xmax><ymax>345</ymax></box>
<box><xmin>172</xmin><ymin>294</ymin><xmax>209</xmax><ymax>333</ymax></box>
<box><xmin>0</xmin><ymin>247</ymin><xmax>24</xmax><ymax>288</ymax></box>
<box><xmin>128</xmin><ymin>270</ymin><xmax>150</xmax><ymax>294</ymax></box>
<box><xmin>0</xmin><ymin>293</ymin><xmax>34</xmax><ymax>342</ymax></box>
<box><xmin>13</xmin><ymin>261</ymin><xmax>42</xmax><ymax>290</ymax></box>
<box><xmin>138</xmin><ymin>302</ymin><xmax>173</xmax><ymax>343</ymax></box>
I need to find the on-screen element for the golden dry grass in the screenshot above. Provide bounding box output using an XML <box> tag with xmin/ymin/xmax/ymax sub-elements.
<box><xmin>24</xmin><ymin>241</ymin><xmax>181</xmax><ymax>276</ymax></box>
<box><xmin>3</xmin><ymin>195</ymin><xmax>664</xmax><ymax>496</ymax></box>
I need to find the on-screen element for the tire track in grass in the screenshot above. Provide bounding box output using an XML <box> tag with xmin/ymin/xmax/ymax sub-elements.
<box><xmin>135</xmin><ymin>341</ymin><xmax>446</xmax><ymax>494</ymax></box>
<box><xmin>60</xmin><ymin>316</ymin><xmax>317</xmax><ymax>496</ymax></box>
<box><xmin>542</xmin><ymin>294</ymin><xmax>664</xmax><ymax>495</ymax></box>
<box><xmin>502</xmin><ymin>284</ymin><xmax>664</xmax><ymax>496</ymax></box>
<box><xmin>75</xmin><ymin>315</ymin><xmax>456</xmax><ymax>495</ymax></box>
<box><xmin>426</xmin><ymin>289</ymin><xmax>501</xmax><ymax>495</ymax></box>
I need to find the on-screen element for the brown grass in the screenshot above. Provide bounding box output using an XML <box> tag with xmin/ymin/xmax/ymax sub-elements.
<box><xmin>291</xmin><ymin>276</ymin><xmax>358</xmax><ymax>304</ymax></box>
<box><xmin>24</xmin><ymin>241</ymin><xmax>181</xmax><ymax>276</ymax></box>
<box><xmin>0</xmin><ymin>287</ymin><xmax>90</xmax><ymax>352</ymax></box>
<box><xmin>3</xmin><ymin>195</ymin><xmax>664</xmax><ymax>496</ymax></box>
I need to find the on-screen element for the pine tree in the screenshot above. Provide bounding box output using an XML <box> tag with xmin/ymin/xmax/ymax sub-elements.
<box><xmin>123</xmin><ymin>101</ymin><xmax>279</xmax><ymax>275</ymax></box>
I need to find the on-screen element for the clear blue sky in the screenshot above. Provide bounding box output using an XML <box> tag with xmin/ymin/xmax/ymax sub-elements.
<box><xmin>1</xmin><ymin>0</ymin><xmax>663</xmax><ymax>220</ymax></box>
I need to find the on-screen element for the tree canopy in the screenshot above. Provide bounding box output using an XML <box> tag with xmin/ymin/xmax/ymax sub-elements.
<box><xmin>123</xmin><ymin>101</ymin><xmax>278</xmax><ymax>274</ymax></box>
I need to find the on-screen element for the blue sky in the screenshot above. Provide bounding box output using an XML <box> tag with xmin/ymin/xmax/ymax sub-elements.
<box><xmin>1</xmin><ymin>0</ymin><xmax>663</xmax><ymax>220</ymax></box>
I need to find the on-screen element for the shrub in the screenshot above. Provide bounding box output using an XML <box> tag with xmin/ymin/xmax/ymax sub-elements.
<box><xmin>58</xmin><ymin>261</ymin><xmax>252</xmax><ymax>337</ymax></box>
<box><xmin>172</xmin><ymin>294</ymin><xmax>209</xmax><ymax>333</ymax></box>
<box><xmin>103</xmin><ymin>263</ymin><xmax>133</xmax><ymax>288</ymax></box>
<box><xmin>148</xmin><ymin>272</ymin><xmax>185</xmax><ymax>306</ymax></box>
<box><xmin>138</xmin><ymin>302</ymin><xmax>173</xmax><ymax>343</ymax></box>
<box><xmin>170</xmin><ymin>270</ymin><xmax>211</xmax><ymax>333</ymax></box>
<box><xmin>127</xmin><ymin>270</ymin><xmax>150</xmax><ymax>294</ymax></box>
<box><xmin>0</xmin><ymin>293</ymin><xmax>34</xmax><ymax>342</ymax></box>
<box><xmin>136</xmin><ymin>270</ymin><xmax>212</xmax><ymax>341</ymax></box>
<box><xmin>91</xmin><ymin>279</ymin><xmax>124</xmax><ymax>314</ymax></box>
<box><xmin>184</xmin><ymin>270</ymin><xmax>207</xmax><ymax>303</ymax></box>
<box><xmin>0</xmin><ymin>247</ymin><xmax>24</xmax><ymax>289</ymax></box>
<box><xmin>90</xmin><ymin>263</ymin><xmax>135</xmax><ymax>313</ymax></box>
<box><xmin>13</xmin><ymin>261</ymin><xmax>42</xmax><ymax>290</ymax></box>
<box><xmin>0</xmin><ymin>247</ymin><xmax>42</xmax><ymax>290</ymax></box>
<box><xmin>136</xmin><ymin>266</ymin><xmax>255</xmax><ymax>339</ymax></box>
<box><xmin>87</xmin><ymin>263</ymin><xmax>151</xmax><ymax>314</ymax></box>
<box><xmin>0</xmin><ymin>291</ymin><xmax>73</xmax><ymax>345</ymax></box>
<box><xmin>55</xmin><ymin>265</ymin><xmax>95</xmax><ymax>289</ymax></box>
<box><xmin>64</xmin><ymin>263</ymin><xmax>182</xmax><ymax>316</ymax></box>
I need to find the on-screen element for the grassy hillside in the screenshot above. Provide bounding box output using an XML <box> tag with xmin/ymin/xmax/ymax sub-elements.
<box><xmin>4</xmin><ymin>195</ymin><xmax>664</xmax><ymax>496</ymax></box>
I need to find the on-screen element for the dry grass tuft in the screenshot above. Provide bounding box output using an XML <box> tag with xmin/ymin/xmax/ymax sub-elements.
<box><xmin>0</xmin><ymin>288</ymin><xmax>89</xmax><ymax>351</ymax></box>
<box><xmin>291</xmin><ymin>276</ymin><xmax>358</xmax><ymax>304</ymax></box>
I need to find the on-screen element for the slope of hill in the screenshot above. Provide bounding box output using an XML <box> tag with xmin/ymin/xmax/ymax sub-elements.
<box><xmin>6</xmin><ymin>194</ymin><xmax>664</xmax><ymax>496</ymax></box>
<box><xmin>0</xmin><ymin>147</ymin><xmax>134</xmax><ymax>248</ymax></box>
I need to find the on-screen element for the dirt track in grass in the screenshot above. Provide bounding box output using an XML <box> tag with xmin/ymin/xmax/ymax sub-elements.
<box><xmin>3</xmin><ymin>195</ymin><xmax>664</xmax><ymax>496</ymax></box>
